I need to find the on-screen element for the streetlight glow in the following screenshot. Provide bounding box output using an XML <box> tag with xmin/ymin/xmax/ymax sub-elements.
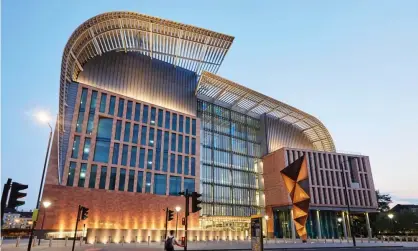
<box><xmin>43</xmin><ymin>201</ymin><xmax>51</xmax><ymax>208</ymax></box>
<box><xmin>34</xmin><ymin>111</ymin><xmax>52</xmax><ymax>124</ymax></box>
<box><xmin>337</xmin><ymin>217</ymin><xmax>342</xmax><ymax>222</ymax></box>
<box><xmin>388</xmin><ymin>213</ymin><xmax>394</xmax><ymax>219</ymax></box>
<box><xmin>265</xmin><ymin>215</ymin><xmax>269</xmax><ymax>220</ymax></box>
<box><xmin>175</xmin><ymin>206</ymin><xmax>181</xmax><ymax>212</ymax></box>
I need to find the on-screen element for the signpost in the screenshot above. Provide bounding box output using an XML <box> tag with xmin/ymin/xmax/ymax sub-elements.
<box><xmin>251</xmin><ymin>215</ymin><xmax>264</xmax><ymax>251</ymax></box>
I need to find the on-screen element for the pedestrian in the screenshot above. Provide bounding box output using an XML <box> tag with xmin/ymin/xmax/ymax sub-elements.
<box><xmin>165</xmin><ymin>230</ymin><xmax>182</xmax><ymax>251</ymax></box>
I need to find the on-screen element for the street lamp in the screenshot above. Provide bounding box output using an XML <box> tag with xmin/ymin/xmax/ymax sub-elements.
<box><xmin>337</xmin><ymin>217</ymin><xmax>343</xmax><ymax>238</ymax></box>
<box><xmin>28</xmin><ymin>110</ymin><xmax>54</xmax><ymax>251</ymax></box>
<box><xmin>38</xmin><ymin>201</ymin><xmax>52</xmax><ymax>245</ymax></box>
<box><xmin>175</xmin><ymin>206</ymin><xmax>181</xmax><ymax>237</ymax></box>
<box><xmin>388</xmin><ymin>213</ymin><xmax>394</xmax><ymax>234</ymax></box>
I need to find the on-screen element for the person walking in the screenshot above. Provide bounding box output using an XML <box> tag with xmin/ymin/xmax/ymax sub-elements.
<box><xmin>165</xmin><ymin>230</ymin><xmax>183</xmax><ymax>251</ymax></box>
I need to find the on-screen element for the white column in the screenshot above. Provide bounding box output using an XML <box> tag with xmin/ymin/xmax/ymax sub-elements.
<box><xmin>290</xmin><ymin>210</ymin><xmax>296</xmax><ymax>240</ymax></box>
<box><xmin>365</xmin><ymin>212</ymin><xmax>372</xmax><ymax>239</ymax></box>
<box><xmin>345</xmin><ymin>212</ymin><xmax>352</xmax><ymax>238</ymax></box>
<box><xmin>341</xmin><ymin>211</ymin><xmax>348</xmax><ymax>239</ymax></box>
<box><xmin>316</xmin><ymin>210</ymin><xmax>322</xmax><ymax>239</ymax></box>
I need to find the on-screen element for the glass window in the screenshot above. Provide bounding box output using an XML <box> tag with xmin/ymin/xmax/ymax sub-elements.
<box><xmin>79</xmin><ymin>88</ymin><xmax>88</xmax><ymax>110</ymax></box>
<box><xmin>76</xmin><ymin>111</ymin><xmax>85</xmax><ymax>133</ymax></box>
<box><xmin>90</xmin><ymin>91</ymin><xmax>98</xmax><ymax>111</ymax></box>
<box><xmin>163</xmin><ymin>152</ymin><xmax>169</xmax><ymax>172</ymax></box>
<box><xmin>191</xmin><ymin>138</ymin><xmax>196</xmax><ymax>155</ymax></box>
<box><xmin>185</xmin><ymin>117</ymin><xmax>190</xmax><ymax>134</ymax></box>
<box><xmin>108</xmin><ymin>96</ymin><xmax>116</xmax><ymax>115</ymax></box>
<box><xmin>147</xmin><ymin>149</ymin><xmax>153</xmax><ymax>169</ymax></box>
<box><xmin>88</xmin><ymin>164</ymin><xmax>97</xmax><ymax>188</ymax></box>
<box><xmin>86</xmin><ymin>113</ymin><xmax>94</xmax><ymax>134</ymax></box>
<box><xmin>165</xmin><ymin>111</ymin><xmax>170</xmax><ymax>129</ymax></box>
<box><xmin>148</xmin><ymin>128</ymin><xmax>155</xmax><ymax>147</ymax></box>
<box><xmin>179</xmin><ymin>115</ymin><xmax>184</xmax><ymax>133</ymax></box>
<box><xmin>156</xmin><ymin>130</ymin><xmax>162</xmax><ymax>150</ymax></box>
<box><xmin>99</xmin><ymin>93</ymin><xmax>107</xmax><ymax>113</ymax></box>
<box><xmin>134</xmin><ymin>103</ymin><xmax>141</xmax><ymax>122</ymax></box>
<box><xmin>82</xmin><ymin>138</ymin><xmax>91</xmax><ymax>160</ymax></box>
<box><xmin>191</xmin><ymin>157</ymin><xmax>196</xmax><ymax>176</ymax></box>
<box><xmin>154</xmin><ymin>174</ymin><xmax>167</xmax><ymax>195</ymax></box>
<box><xmin>145</xmin><ymin>172</ymin><xmax>152</xmax><ymax>193</ymax></box>
<box><xmin>112</xmin><ymin>143</ymin><xmax>119</xmax><ymax>165</ymax></box>
<box><xmin>109</xmin><ymin>167</ymin><xmax>117</xmax><ymax>190</ymax></box>
<box><xmin>130</xmin><ymin>146</ymin><xmax>137</xmax><ymax>167</ymax></box>
<box><xmin>115</xmin><ymin>120</ymin><xmax>122</xmax><ymax>140</ymax></box>
<box><xmin>78</xmin><ymin>163</ymin><xmax>87</xmax><ymax>187</ymax></box>
<box><xmin>118</xmin><ymin>98</ymin><xmax>125</xmax><ymax>117</ymax></box>
<box><xmin>132</xmin><ymin>124</ymin><xmax>139</xmax><ymax>144</ymax></box>
<box><xmin>119</xmin><ymin>168</ymin><xmax>126</xmax><ymax>191</ymax></box>
<box><xmin>142</xmin><ymin>105</ymin><xmax>149</xmax><ymax>123</ymax></box>
<box><xmin>137</xmin><ymin>171</ymin><xmax>143</xmax><ymax>193</ymax></box>
<box><xmin>170</xmin><ymin>154</ymin><xmax>176</xmax><ymax>173</ymax></box>
<box><xmin>185</xmin><ymin>136</ymin><xmax>190</xmax><ymax>154</ymax></box>
<box><xmin>121</xmin><ymin>145</ymin><xmax>128</xmax><ymax>166</ymax></box>
<box><xmin>99</xmin><ymin>166</ymin><xmax>107</xmax><ymax>189</ymax></box>
<box><xmin>158</xmin><ymin>109</ymin><xmax>163</xmax><ymax>127</ymax></box>
<box><xmin>128</xmin><ymin>170</ymin><xmax>135</xmax><ymax>192</ymax></box>
<box><xmin>124</xmin><ymin>122</ymin><xmax>131</xmax><ymax>142</ymax></box>
<box><xmin>172</xmin><ymin>113</ymin><xmax>177</xmax><ymax>131</ymax></box>
<box><xmin>150</xmin><ymin>107</ymin><xmax>156</xmax><ymax>125</ymax></box>
<box><xmin>169</xmin><ymin>176</ymin><xmax>181</xmax><ymax>196</ymax></box>
<box><xmin>155</xmin><ymin>150</ymin><xmax>161</xmax><ymax>171</ymax></box>
<box><xmin>126</xmin><ymin>101</ymin><xmax>133</xmax><ymax>120</ymax></box>
<box><xmin>184</xmin><ymin>156</ymin><xmax>189</xmax><ymax>175</ymax></box>
<box><xmin>140</xmin><ymin>126</ymin><xmax>147</xmax><ymax>146</ymax></box>
<box><xmin>178</xmin><ymin>135</ymin><xmax>183</xmax><ymax>153</ymax></box>
<box><xmin>192</xmin><ymin>119</ymin><xmax>196</xmax><ymax>136</ymax></box>
<box><xmin>177</xmin><ymin>155</ymin><xmax>183</xmax><ymax>174</ymax></box>
<box><xmin>71</xmin><ymin>136</ymin><xmax>80</xmax><ymax>159</ymax></box>
<box><xmin>66</xmin><ymin>162</ymin><xmax>76</xmax><ymax>186</ymax></box>
<box><xmin>171</xmin><ymin>133</ymin><xmax>176</xmax><ymax>152</ymax></box>
<box><xmin>139</xmin><ymin>148</ymin><xmax>145</xmax><ymax>169</ymax></box>
<box><xmin>164</xmin><ymin>131</ymin><xmax>169</xmax><ymax>151</ymax></box>
<box><xmin>184</xmin><ymin>178</ymin><xmax>195</xmax><ymax>192</ymax></box>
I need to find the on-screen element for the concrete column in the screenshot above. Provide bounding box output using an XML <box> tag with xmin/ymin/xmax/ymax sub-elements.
<box><xmin>365</xmin><ymin>212</ymin><xmax>372</xmax><ymax>239</ymax></box>
<box><xmin>290</xmin><ymin>210</ymin><xmax>296</xmax><ymax>241</ymax></box>
<box><xmin>341</xmin><ymin>211</ymin><xmax>348</xmax><ymax>239</ymax></box>
<box><xmin>345</xmin><ymin>212</ymin><xmax>352</xmax><ymax>238</ymax></box>
<box><xmin>316</xmin><ymin>210</ymin><xmax>322</xmax><ymax>239</ymax></box>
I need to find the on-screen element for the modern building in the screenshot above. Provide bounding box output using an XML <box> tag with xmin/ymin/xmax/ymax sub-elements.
<box><xmin>2</xmin><ymin>209</ymin><xmax>34</xmax><ymax>229</ymax></box>
<box><xmin>39</xmin><ymin>11</ymin><xmax>377</xmax><ymax>242</ymax></box>
<box><xmin>391</xmin><ymin>204</ymin><xmax>418</xmax><ymax>214</ymax></box>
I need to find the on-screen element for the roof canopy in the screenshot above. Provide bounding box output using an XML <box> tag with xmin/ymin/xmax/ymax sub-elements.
<box><xmin>196</xmin><ymin>72</ymin><xmax>336</xmax><ymax>152</ymax></box>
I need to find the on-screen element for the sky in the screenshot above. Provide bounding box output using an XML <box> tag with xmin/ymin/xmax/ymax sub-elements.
<box><xmin>2</xmin><ymin>0</ymin><xmax>418</xmax><ymax>210</ymax></box>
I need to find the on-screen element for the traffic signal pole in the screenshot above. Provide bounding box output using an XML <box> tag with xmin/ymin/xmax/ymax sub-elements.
<box><xmin>184</xmin><ymin>189</ymin><xmax>189</xmax><ymax>251</ymax></box>
<box><xmin>1</xmin><ymin>178</ymin><xmax>12</xmax><ymax>224</ymax></box>
<box><xmin>72</xmin><ymin>205</ymin><xmax>81</xmax><ymax>251</ymax></box>
<box><xmin>165</xmin><ymin>207</ymin><xmax>168</xmax><ymax>239</ymax></box>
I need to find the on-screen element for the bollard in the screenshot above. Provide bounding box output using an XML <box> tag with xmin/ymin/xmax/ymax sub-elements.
<box><xmin>284</xmin><ymin>237</ymin><xmax>287</xmax><ymax>243</ymax></box>
<box><xmin>382</xmin><ymin>236</ymin><xmax>384</xmax><ymax>243</ymax></box>
<box><xmin>324</xmin><ymin>238</ymin><xmax>326</xmax><ymax>243</ymax></box>
<box><xmin>316</xmin><ymin>236</ymin><xmax>318</xmax><ymax>243</ymax></box>
<box><xmin>375</xmin><ymin>237</ymin><xmax>377</xmax><ymax>243</ymax></box>
<box><xmin>136</xmin><ymin>236</ymin><xmax>138</xmax><ymax>243</ymax></box>
<box><xmin>237</xmin><ymin>235</ymin><xmax>239</xmax><ymax>242</ymax></box>
<box><xmin>33</xmin><ymin>236</ymin><xmax>37</xmax><ymax>246</ymax></box>
<box><xmin>49</xmin><ymin>237</ymin><xmax>52</xmax><ymax>247</ymax></box>
<box><xmin>206</xmin><ymin>236</ymin><xmax>208</xmax><ymax>245</ymax></box>
<box><xmin>361</xmin><ymin>237</ymin><xmax>363</xmax><ymax>243</ymax></box>
<box><xmin>65</xmin><ymin>236</ymin><xmax>68</xmax><ymax>246</ymax></box>
<box><xmin>340</xmin><ymin>237</ymin><xmax>342</xmax><ymax>243</ymax></box>
<box><xmin>94</xmin><ymin>236</ymin><xmax>97</xmax><ymax>246</ymax></box>
<box><xmin>1</xmin><ymin>236</ymin><xmax>3</xmax><ymax>245</ymax></box>
<box><xmin>122</xmin><ymin>236</ymin><xmax>125</xmax><ymax>246</ymax></box>
<box><xmin>80</xmin><ymin>236</ymin><xmax>83</xmax><ymax>246</ymax></box>
<box><xmin>347</xmin><ymin>237</ymin><xmax>349</xmax><ymax>243</ymax></box>
<box><xmin>332</xmin><ymin>236</ymin><xmax>334</xmax><ymax>243</ymax></box>
<box><xmin>148</xmin><ymin>236</ymin><xmax>150</xmax><ymax>245</ymax></box>
<box><xmin>109</xmin><ymin>236</ymin><xmax>112</xmax><ymax>244</ymax></box>
<box><xmin>368</xmin><ymin>237</ymin><xmax>370</xmax><ymax>243</ymax></box>
<box><xmin>217</xmin><ymin>236</ymin><xmax>219</xmax><ymax>242</ymax></box>
<box><xmin>195</xmin><ymin>236</ymin><xmax>197</xmax><ymax>242</ymax></box>
<box><xmin>16</xmin><ymin>237</ymin><xmax>20</xmax><ymax>247</ymax></box>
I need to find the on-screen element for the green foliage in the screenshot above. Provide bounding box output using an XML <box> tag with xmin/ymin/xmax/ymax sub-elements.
<box><xmin>376</xmin><ymin>190</ymin><xmax>392</xmax><ymax>212</ymax></box>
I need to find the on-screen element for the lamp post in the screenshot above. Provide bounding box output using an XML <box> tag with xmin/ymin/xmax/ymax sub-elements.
<box><xmin>38</xmin><ymin>201</ymin><xmax>51</xmax><ymax>245</ymax></box>
<box><xmin>388</xmin><ymin>213</ymin><xmax>394</xmax><ymax>234</ymax></box>
<box><xmin>27</xmin><ymin>111</ymin><xmax>53</xmax><ymax>251</ymax></box>
<box><xmin>175</xmin><ymin>206</ymin><xmax>181</xmax><ymax>237</ymax></box>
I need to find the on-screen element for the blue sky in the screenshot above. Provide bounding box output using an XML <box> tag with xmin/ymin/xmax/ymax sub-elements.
<box><xmin>2</xmin><ymin>0</ymin><xmax>417</xmax><ymax>210</ymax></box>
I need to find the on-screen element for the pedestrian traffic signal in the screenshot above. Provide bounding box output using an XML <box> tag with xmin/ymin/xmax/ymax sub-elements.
<box><xmin>191</xmin><ymin>192</ymin><xmax>202</xmax><ymax>213</ymax></box>
<box><xmin>80</xmin><ymin>206</ymin><xmax>89</xmax><ymax>220</ymax></box>
<box><xmin>8</xmin><ymin>182</ymin><xmax>28</xmax><ymax>209</ymax></box>
<box><xmin>168</xmin><ymin>209</ymin><xmax>174</xmax><ymax>221</ymax></box>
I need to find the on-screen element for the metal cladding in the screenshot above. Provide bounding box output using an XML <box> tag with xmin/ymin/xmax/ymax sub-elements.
<box><xmin>280</xmin><ymin>155</ymin><xmax>310</xmax><ymax>242</ymax></box>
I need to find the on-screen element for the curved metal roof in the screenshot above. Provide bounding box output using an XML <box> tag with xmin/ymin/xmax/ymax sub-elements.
<box><xmin>196</xmin><ymin>72</ymin><xmax>336</xmax><ymax>152</ymax></box>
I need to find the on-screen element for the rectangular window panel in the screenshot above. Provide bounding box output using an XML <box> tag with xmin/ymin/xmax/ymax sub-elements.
<box><xmin>82</xmin><ymin>138</ymin><xmax>91</xmax><ymax>160</ymax></box>
<box><xmin>86</xmin><ymin>113</ymin><xmax>94</xmax><ymax>134</ymax></box>
<box><xmin>164</xmin><ymin>131</ymin><xmax>169</xmax><ymax>151</ymax></box>
<box><xmin>139</xmin><ymin>148</ymin><xmax>145</xmax><ymax>169</ymax></box>
<box><xmin>109</xmin><ymin>167</ymin><xmax>117</xmax><ymax>190</ymax></box>
<box><xmin>115</xmin><ymin>120</ymin><xmax>122</xmax><ymax>140</ymax></box>
<box><xmin>108</xmin><ymin>96</ymin><xmax>116</xmax><ymax>115</ymax></box>
<box><xmin>71</xmin><ymin>136</ymin><xmax>80</xmax><ymax>159</ymax></box>
<box><xmin>128</xmin><ymin>170</ymin><xmax>135</xmax><ymax>192</ymax></box>
<box><xmin>172</xmin><ymin>113</ymin><xmax>177</xmax><ymax>131</ymax></box>
<box><xmin>130</xmin><ymin>146</ymin><xmax>137</xmax><ymax>167</ymax></box>
<box><xmin>124</xmin><ymin>122</ymin><xmax>131</xmax><ymax>142</ymax></box>
<box><xmin>184</xmin><ymin>156</ymin><xmax>189</xmax><ymax>175</ymax></box>
<box><xmin>179</xmin><ymin>115</ymin><xmax>184</xmax><ymax>133</ymax></box>
<box><xmin>78</xmin><ymin>163</ymin><xmax>87</xmax><ymax>187</ymax></box>
<box><xmin>88</xmin><ymin>164</ymin><xmax>97</xmax><ymax>188</ymax></box>
<box><xmin>150</xmin><ymin>107</ymin><xmax>156</xmax><ymax>125</ymax></box>
<box><xmin>155</xmin><ymin>150</ymin><xmax>161</xmax><ymax>171</ymax></box>
<box><xmin>191</xmin><ymin>138</ymin><xmax>196</xmax><ymax>155</ymax></box>
<box><xmin>86</xmin><ymin>91</ymin><xmax>98</xmax><ymax>134</ymax></box>
<box><xmin>171</xmin><ymin>133</ymin><xmax>176</xmax><ymax>151</ymax></box>
<box><xmin>184</xmin><ymin>178</ymin><xmax>195</xmax><ymax>192</ymax></box>
<box><xmin>185</xmin><ymin>117</ymin><xmax>190</xmax><ymax>134</ymax></box>
<box><xmin>177</xmin><ymin>155</ymin><xmax>183</xmax><ymax>174</ymax></box>
<box><xmin>121</xmin><ymin>145</ymin><xmax>128</xmax><ymax>166</ymax></box>
<box><xmin>118</xmin><ymin>98</ymin><xmax>125</xmax><ymax>117</ymax></box>
<box><xmin>132</xmin><ymin>124</ymin><xmax>139</xmax><ymax>144</ymax></box>
<box><xmin>163</xmin><ymin>152</ymin><xmax>168</xmax><ymax>172</ymax></box>
<box><xmin>126</xmin><ymin>101</ymin><xmax>133</xmax><ymax>120</ymax></box>
<box><xmin>148</xmin><ymin>128</ymin><xmax>155</xmax><ymax>147</ymax></box>
<box><xmin>145</xmin><ymin>172</ymin><xmax>152</xmax><ymax>193</ymax></box>
<box><xmin>76</xmin><ymin>88</ymin><xmax>88</xmax><ymax>133</ymax></box>
<box><xmin>76</xmin><ymin>111</ymin><xmax>85</xmax><ymax>133</ymax></box>
<box><xmin>192</xmin><ymin>119</ymin><xmax>196</xmax><ymax>136</ymax></box>
<box><xmin>147</xmin><ymin>149</ymin><xmax>153</xmax><ymax>169</ymax></box>
<box><xmin>154</xmin><ymin>174</ymin><xmax>167</xmax><ymax>195</ymax></box>
<box><xmin>185</xmin><ymin>136</ymin><xmax>190</xmax><ymax>154</ymax></box>
<box><xmin>140</xmin><ymin>126</ymin><xmax>147</xmax><ymax>146</ymax></box>
<box><xmin>137</xmin><ymin>171</ymin><xmax>143</xmax><ymax>193</ymax></box>
<box><xmin>178</xmin><ymin>135</ymin><xmax>183</xmax><ymax>153</ymax></box>
<box><xmin>119</xmin><ymin>168</ymin><xmax>126</xmax><ymax>191</ymax></box>
<box><xmin>170</xmin><ymin>154</ymin><xmax>176</xmax><ymax>173</ymax></box>
<box><xmin>169</xmin><ymin>176</ymin><xmax>181</xmax><ymax>196</ymax></box>
<box><xmin>156</xmin><ymin>130</ymin><xmax>162</xmax><ymax>150</ymax></box>
<box><xmin>112</xmin><ymin>143</ymin><xmax>120</xmax><ymax>165</ymax></box>
<box><xmin>158</xmin><ymin>109</ymin><xmax>163</xmax><ymax>127</ymax></box>
<box><xmin>99</xmin><ymin>93</ymin><xmax>107</xmax><ymax>113</ymax></box>
<box><xmin>142</xmin><ymin>105</ymin><xmax>149</xmax><ymax>123</ymax></box>
<box><xmin>191</xmin><ymin>157</ymin><xmax>196</xmax><ymax>176</ymax></box>
<box><xmin>165</xmin><ymin>111</ymin><xmax>170</xmax><ymax>129</ymax></box>
<box><xmin>134</xmin><ymin>103</ymin><xmax>141</xmax><ymax>121</ymax></box>
<box><xmin>99</xmin><ymin>166</ymin><xmax>107</xmax><ymax>189</ymax></box>
<box><xmin>66</xmin><ymin>162</ymin><xmax>76</xmax><ymax>186</ymax></box>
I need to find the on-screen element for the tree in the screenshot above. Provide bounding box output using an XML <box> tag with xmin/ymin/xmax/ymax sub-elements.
<box><xmin>376</xmin><ymin>190</ymin><xmax>392</xmax><ymax>212</ymax></box>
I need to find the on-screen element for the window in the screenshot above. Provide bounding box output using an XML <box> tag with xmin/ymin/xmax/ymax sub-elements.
<box><xmin>76</xmin><ymin>111</ymin><xmax>84</xmax><ymax>133</ymax></box>
<box><xmin>86</xmin><ymin>113</ymin><xmax>94</xmax><ymax>134</ymax></box>
<box><xmin>170</xmin><ymin>154</ymin><xmax>176</xmax><ymax>173</ymax></box>
<box><xmin>71</xmin><ymin>136</ymin><xmax>80</xmax><ymax>158</ymax></box>
<box><xmin>128</xmin><ymin>170</ymin><xmax>135</xmax><ymax>192</ymax></box>
<box><xmin>86</xmin><ymin>91</ymin><xmax>98</xmax><ymax>134</ymax></box>
<box><xmin>192</xmin><ymin>119</ymin><xmax>196</xmax><ymax>136</ymax></box>
<box><xmin>99</xmin><ymin>93</ymin><xmax>107</xmax><ymax>113</ymax></box>
<box><xmin>169</xmin><ymin>176</ymin><xmax>181</xmax><ymax>196</ymax></box>
<box><xmin>165</xmin><ymin>111</ymin><xmax>170</xmax><ymax>129</ymax></box>
<box><xmin>184</xmin><ymin>156</ymin><xmax>189</xmax><ymax>175</ymax></box>
<box><xmin>109</xmin><ymin>167</ymin><xmax>117</xmax><ymax>190</ymax></box>
<box><xmin>134</xmin><ymin>103</ymin><xmax>141</xmax><ymax>121</ymax></box>
<box><xmin>184</xmin><ymin>178</ymin><xmax>195</xmax><ymax>192</ymax></box>
<box><xmin>179</xmin><ymin>115</ymin><xmax>184</xmax><ymax>133</ymax></box>
<box><xmin>145</xmin><ymin>172</ymin><xmax>152</xmax><ymax>193</ymax></box>
<box><xmin>78</xmin><ymin>163</ymin><xmax>87</xmax><ymax>187</ymax></box>
<box><xmin>82</xmin><ymin>138</ymin><xmax>91</xmax><ymax>160</ymax></box>
<box><xmin>137</xmin><ymin>171</ymin><xmax>144</xmax><ymax>193</ymax></box>
<box><xmin>178</xmin><ymin>135</ymin><xmax>183</xmax><ymax>153</ymax></box>
<box><xmin>142</xmin><ymin>105</ymin><xmax>149</xmax><ymax>123</ymax></box>
<box><xmin>118</xmin><ymin>98</ymin><xmax>125</xmax><ymax>117</ymax></box>
<box><xmin>76</xmin><ymin>88</ymin><xmax>88</xmax><ymax>133</ymax></box>
<box><xmin>108</xmin><ymin>96</ymin><xmax>116</xmax><ymax>115</ymax></box>
<box><xmin>132</xmin><ymin>124</ymin><xmax>139</xmax><ymax>144</ymax></box>
<box><xmin>66</xmin><ymin>162</ymin><xmax>76</xmax><ymax>186</ymax></box>
<box><xmin>112</xmin><ymin>143</ymin><xmax>120</xmax><ymax>165</ymax></box>
<box><xmin>147</xmin><ymin>149</ymin><xmax>153</xmax><ymax>169</ymax></box>
<box><xmin>156</xmin><ymin>130</ymin><xmax>162</xmax><ymax>150</ymax></box>
<box><xmin>139</xmin><ymin>148</ymin><xmax>145</xmax><ymax>169</ymax></box>
<box><xmin>130</xmin><ymin>146</ymin><xmax>137</xmax><ymax>167</ymax></box>
<box><xmin>172</xmin><ymin>113</ymin><xmax>177</xmax><ymax>131</ymax></box>
<box><xmin>191</xmin><ymin>157</ymin><xmax>196</xmax><ymax>176</ymax></box>
<box><xmin>126</xmin><ymin>101</ymin><xmax>133</xmax><ymax>120</ymax></box>
<box><xmin>150</xmin><ymin>107</ymin><xmax>156</xmax><ymax>125</ymax></box>
<box><xmin>121</xmin><ymin>145</ymin><xmax>128</xmax><ymax>166</ymax></box>
<box><xmin>185</xmin><ymin>136</ymin><xmax>190</xmax><ymax>154</ymax></box>
<box><xmin>154</xmin><ymin>174</ymin><xmax>167</xmax><ymax>195</ymax></box>
<box><xmin>158</xmin><ymin>109</ymin><xmax>163</xmax><ymax>127</ymax></box>
<box><xmin>119</xmin><ymin>168</ymin><xmax>126</xmax><ymax>191</ymax></box>
<box><xmin>163</xmin><ymin>152</ymin><xmax>168</xmax><ymax>172</ymax></box>
<box><xmin>185</xmin><ymin>117</ymin><xmax>190</xmax><ymax>134</ymax></box>
<box><xmin>140</xmin><ymin>126</ymin><xmax>147</xmax><ymax>146</ymax></box>
<box><xmin>171</xmin><ymin>133</ymin><xmax>176</xmax><ymax>151</ymax></box>
<box><xmin>124</xmin><ymin>122</ymin><xmax>131</xmax><ymax>142</ymax></box>
<box><xmin>99</xmin><ymin>166</ymin><xmax>107</xmax><ymax>189</ymax></box>
<box><xmin>177</xmin><ymin>155</ymin><xmax>183</xmax><ymax>174</ymax></box>
<box><xmin>191</xmin><ymin>138</ymin><xmax>196</xmax><ymax>155</ymax></box>
<box><xmin>164</xmin><ymin>131</ymin><xmax>169</xmax><ymax>151</ymax></box>
<box><xmin>148</xmin><ymin>128</ymin><xmax>155</xmax><ymax>147</ymax></box>
<box><xmin>88</xmin><ymin>164</ymin><xmax>97</xmax><ymax>188</ymax></box>
<box><xmin>115</xmin><ymin>120</ymin><xmax>122</xmax><ymax>140</ymax></box>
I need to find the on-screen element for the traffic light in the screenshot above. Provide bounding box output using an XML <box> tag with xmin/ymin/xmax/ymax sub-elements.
<box><xmin>168</xmin><ymin>209</ymin><xmax>174</xmax><ymax>221</ymax></box>
<box><xmin>80</xmin><ymin>206</ymin><xmax>89</xmax><ymax>220</ymax></box>
<box><xmin>191</xmin><ymin>192</ymin><xmax>202</xmax><ymax>213</ymax></box>
<box><xmin>8</xmin><ymin>182</ymin><xmax>28</xmax><ymax>209</ymax></box>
